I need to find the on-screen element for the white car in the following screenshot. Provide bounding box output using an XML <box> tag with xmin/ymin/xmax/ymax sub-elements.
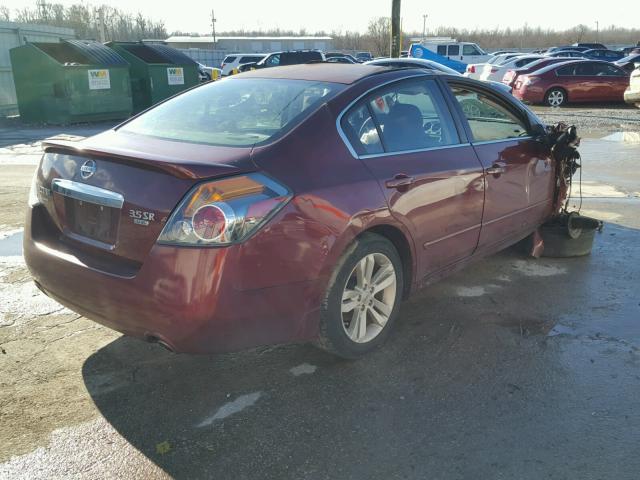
<box><xmin>624</xmin><ymin>64</ymin><xmax>640</xmax><ymax>107</ymax></box>
<box><xmin>478</xmin><ymin>55</ymin><xmax>544</xmax><ymax>82</ymax></box>
<box><xmin>220</xmin><ymin>53</ymin><xmax>267</xmax><ymax>76</ymax></box>
<box><xmin>463</xmin><ymin>53</ymin><xmax>523</xmax><ymax>79</ymax></box>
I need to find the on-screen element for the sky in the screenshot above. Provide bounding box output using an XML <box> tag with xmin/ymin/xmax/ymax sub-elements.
<box><xmin>4</xmin><ymin>0</ymin><xmax>640</xmax><ymax>35</ymax></box>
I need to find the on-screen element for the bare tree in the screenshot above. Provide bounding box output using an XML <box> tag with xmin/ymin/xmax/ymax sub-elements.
<box><xmin>0</xmin><ymin>6</ymin><xmax>11</xmax><ymax>21</ymax></box>
<box><xmin>367</xmin><ymin>17</ymin><xmax>390</xmax><ymax>56</ymax></box>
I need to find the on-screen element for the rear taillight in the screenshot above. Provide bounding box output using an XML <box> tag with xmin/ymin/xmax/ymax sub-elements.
<box><xmin>158</xmin><ymin>173</ymin><xmax>291</xmax><ymax>246</ymax></box>
<box><xmin>467</xmin><ymin>65</ymin><xmax>476</xmax><ymax>73</ymax></box>
<box><xmin>491</xmin><ymin>67</ymin><xmax>498</xmax><ymax>73</ymax></box>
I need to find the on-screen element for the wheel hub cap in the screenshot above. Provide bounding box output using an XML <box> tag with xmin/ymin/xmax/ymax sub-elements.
<box><xmin>340</xmin><ymin>253</ymin><xmax>397</xmax><ymax>344</ymax></box>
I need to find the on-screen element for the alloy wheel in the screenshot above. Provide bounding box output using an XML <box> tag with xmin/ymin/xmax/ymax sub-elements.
<box><xmin>340</xmin><ymin>253</ymin><xmax>397</xmax><ymax>343</ymax></box>
<box><xmin>547</xmin><ymin>90</ymin><xmax>565</xmax><ymax>107</ymax></box>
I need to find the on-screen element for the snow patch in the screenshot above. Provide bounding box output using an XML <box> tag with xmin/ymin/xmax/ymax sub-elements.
<box><xmin>289</xmin><ymin>363</ymin><xmax>317</xmax><ymax>376</ymax></box>
<box><xmin>196</xmin><ymin>392</ymin><xmax>262</xmax><ymax>427</ymax></box>
<box><xmin>512</xmin><ymin>260</ymin><xmax>566</xmax><ymax>277</ymax></box>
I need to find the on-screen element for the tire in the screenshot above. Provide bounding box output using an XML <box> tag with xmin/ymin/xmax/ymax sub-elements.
<box><xmin>545</xmin><ymin>88</ymin><xmax>567</xmax><ymax>107</ymax></box>
<box><xmin>315</xmin><ymin>233</ymin><xmax>404</xmax><ymax>359</ymax></box>
<box><xmin>540</xmin><ymin>223</ymin><xmax>596</xmax><ymax>257</ymax></box>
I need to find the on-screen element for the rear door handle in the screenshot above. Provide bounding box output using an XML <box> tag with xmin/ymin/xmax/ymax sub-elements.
<box><xmin>385</xmin><ymin>174</ymin><xmax>415</xmax><ymax>189</ymax></box>
<box><xmin>485</xmin><ymin>163</ymin><xmax>507</xmax><ymax>177</ymax></box>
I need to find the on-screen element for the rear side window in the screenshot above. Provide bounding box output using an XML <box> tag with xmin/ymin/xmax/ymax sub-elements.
<box><xmin>223</xmin><ymin>56</ymin><xmax>237</xmax><ymax>63</ymax></box>
<box><xmin>450</xmin><ymin>87</ymin><xmax>528</xmax><ymax>142</ymax></box>
<box><xmin>240</xmin><ymin>56</ymin><xmax>262</xmax><ymax>63</ymax></box>
<box><xmin>120</xmin><ymin>78</ymin><xmax>343</xmax><ymax>147</ymax></box>
<box><xmin>342</xmin><ymin>79</ymin><xmax>459</xmax><ymax>155</ymax></box>
<box><xmin>448</xmin><ymin>45</ymin><xmax>460</xmax><ymax>56</ymax></box>
<box><xmin>437</xmin><ymin>45</ymin><xmax>447</xmax><ymax>56</ymax></box>
<box><xmin>556</xmin><ymin>65</ymin><xmax>575</xmax><ymax>76</ymax></box>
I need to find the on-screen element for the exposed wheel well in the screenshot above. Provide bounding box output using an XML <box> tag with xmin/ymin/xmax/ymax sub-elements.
<box><xmin>360</xmin><ymin>225</ymin><xmax>413</xmax><ymax>299</ymax></box>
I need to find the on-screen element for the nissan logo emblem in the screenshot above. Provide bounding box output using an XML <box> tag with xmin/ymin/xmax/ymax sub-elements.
<box><xmin>80</xmin><ymin>160</ymin><xmax>96</xmax><ymax>179</ymax></box>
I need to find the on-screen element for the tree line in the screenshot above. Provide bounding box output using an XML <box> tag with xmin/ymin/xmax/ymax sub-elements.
<box><xmin>1</xmin><ymin>5</ymin><xmax>638</xmax><ymax>55</ymax></box>
<box><xmin>0</xmin><ymin>2</ymin><xmax>167</xmax><ymax>42</ymax></box>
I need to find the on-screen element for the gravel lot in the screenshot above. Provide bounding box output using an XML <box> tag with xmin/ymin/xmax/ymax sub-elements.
<box><xmin>1</xmin><ymin>106</ymin><xmax>639</xmax><ymax>479</ymax></box>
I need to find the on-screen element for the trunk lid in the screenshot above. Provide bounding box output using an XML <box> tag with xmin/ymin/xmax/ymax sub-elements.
<box><xmin>37</xmin><ymin>130</ymin><xmax>256</xmax><ymax>267</ymax></box>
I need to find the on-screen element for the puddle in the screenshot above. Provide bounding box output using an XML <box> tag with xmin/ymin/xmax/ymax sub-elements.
<box><xmin>0</xmin><ymin>231</ymin><xmax>23</xmax><ymax>257</ymax></box>
<box><xmin>601</xmin><ymin>131</ymin><xmax>640</xmax><ymax>144</ymax></box>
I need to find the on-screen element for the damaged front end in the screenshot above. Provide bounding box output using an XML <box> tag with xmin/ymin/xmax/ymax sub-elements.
<box><xmin>531</xmin><ymin>122</ymin><xmax>603</xmax><ymax>257</ymax></box>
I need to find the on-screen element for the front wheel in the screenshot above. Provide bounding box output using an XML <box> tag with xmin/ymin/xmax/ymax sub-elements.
<box><xmin>545</xmin><ymin>88</ymin><xmax>567</xmax><ymax>107</ymax></box>
<box><xmin>316</xmin><ymin>233</ymin><xmax>404</xmax><ymax>359</ymax></box>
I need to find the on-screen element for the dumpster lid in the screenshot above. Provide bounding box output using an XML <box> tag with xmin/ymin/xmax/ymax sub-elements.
<box><xmin>113</xmin><ymin>42</ymin><xmax>196</xmax><ymax>65</ymax></box>
<box><xmin>33</xmin><ymin>40</ymin><xmax>128</xmax><ymax>66</ymax></box>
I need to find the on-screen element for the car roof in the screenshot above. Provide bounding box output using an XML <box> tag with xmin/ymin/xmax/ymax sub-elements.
<box><xmin>234</xmin><ymin>63</ymin><xmax>396</xmax><ymax>84</ymax></box>
<box><xmin>531</xmin><ymin>59</ymin><xmax>611</xmax><ymax>75</ymax></box>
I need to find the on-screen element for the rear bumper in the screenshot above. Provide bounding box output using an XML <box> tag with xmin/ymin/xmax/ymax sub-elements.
<box><xmin>24</xmin><ymin>206</ymin><xmax>325</xmax><ymax>354</ymax></box>
<box><xmin>512</xmin><ymin>85</ymin><xmax>545</xmax><ymax>104</ymax></box>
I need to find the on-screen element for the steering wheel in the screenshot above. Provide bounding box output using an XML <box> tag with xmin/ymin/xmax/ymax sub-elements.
<box><xmin>424</xmin><ymin>120</ymin><xmax>442</xmax><ymax>143</ymax></box>
<box><xmin>358</xmin><ymin>116</ymin><xmax>376</xmax><ymax>139</ymax></box>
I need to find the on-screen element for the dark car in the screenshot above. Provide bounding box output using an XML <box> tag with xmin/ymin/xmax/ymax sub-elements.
<box><xmin>355</xmin><ymin>51</ymin><xmax>373</xmax><ymax>62</ymax></box>
<box><xmin>366</xmin><ymin>57</ymin><xmax>513</xmax><ymax>94</ymax></box>
<box><xmin>239</xmin><ymin>50</ymin><xmax>324</xmax><ymax>71</ymax></box>
<box><xmin>513</xmin><ymin>59</ymin><xmax>629</xmax><ymax>106</ymax></box>
<box><xmin>325</xmin><ymin>52</ymin><xmax>359</xmax><ymax>63</ymax></box>
<box><xmin>573</xmin><ymin>42</ymin><xmax>607</xmax><ymax>50</ymax></box>
<box><xmin>326</xmin><ymin>56</ymin><xmax>356</xmax><ymax>64</ymax></box>
<box><xmin>501</xmin><ymin>57</ymin><xmax>573</xmax><ymax>88</ymax></box>
<box><xmin>546</xmin><ymin>50</ymin><xmax>586</xmax><ymax>58</ymax></box>
<box><xmin>546</xmin><ymin>46</ymin><xmax>589</xmax><ymax>53</ymax></box>
<box><xmin>25</xmin><ymin>64</ymin><xmax>558</xmax><ymax>358</ymax></box>
<box><xmin>582</xmin><ymin>49</ymin><xmax>625</xmax><ymax>61</ymax></box>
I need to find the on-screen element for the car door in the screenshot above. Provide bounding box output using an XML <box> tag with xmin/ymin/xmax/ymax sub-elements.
<box><xmin>446</xmin><ymin>82</ymin><xmax>554</xmax><ymax>250</ymax></box>
<box><xmin>592</xmin><ymin>63</ymin><xmax>630</xmax><ymax>101</ymax></box>
<box><xmin>340</xmin><ymin>77</ymin><xmax>485</xmax><ymax>277</ymax></box>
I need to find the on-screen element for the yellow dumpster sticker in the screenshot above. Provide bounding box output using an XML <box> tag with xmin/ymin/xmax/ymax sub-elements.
<box><xmin>167</xmin><ymin>67</ymin><xmax>185</xmax><ymax>85</ymax></box>
<box><xmin>88</xmin><ymin>69</ymin><xmax>110</xmax><ymax>90</ymax></box>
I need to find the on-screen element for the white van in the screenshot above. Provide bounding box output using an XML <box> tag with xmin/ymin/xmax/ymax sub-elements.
<box><xmin>221</xmin><ymin>53</ymin><xmax>267</xmax><ymax>76</ymax></box>
<box><xmin>421</xmin><ymin>39</ymin><xmax>492</xmax><ymax>64</ymax></box>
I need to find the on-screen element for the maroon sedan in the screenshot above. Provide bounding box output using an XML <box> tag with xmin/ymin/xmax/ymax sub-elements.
<box><xmin>513</xmin><ymin>59</ymin><xmax>630</xmax><ymax>106</ymax></box>
<box><xmin>501</xmin><ymin>57</ymin><xmax>572</xmax><ymax>88</ymax></box>
<box><xmin>25</xmin><ymin>64</ymin><xmax>557</xmax><ymax>358</ymax></box>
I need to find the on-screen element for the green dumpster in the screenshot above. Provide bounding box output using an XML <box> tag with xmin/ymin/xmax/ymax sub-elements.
<box><xmin>9</xmin><ymin>39</ymin><xmax>132</xmax><ymax>124</ymax></box>
<box><xmin>106</xmin><ymin>42</ymin><xmax>199</xmax><ymax>113</ymax></box>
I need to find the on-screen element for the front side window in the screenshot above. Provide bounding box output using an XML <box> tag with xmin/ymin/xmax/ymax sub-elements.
<box><xmin>451</xmin><ymin>87</ymin><xmax>528</xmax><ymax>142</ymax></box>
<box><xmin>266</xmin><ymin>54</ymin><xmax>281</xmax><ymax>66</ymax></box>
<box><xmin>120</xmin><ymin>78</ymin><xmax>343</xmax><ymax>147</ymax></box>
<box><xmin>463</xmin><ymin>44</ymin><xmax>481</xmax><ymax>55</ymax></box>
<box><xmin>575</xmin><ymin>63</ymin><xmax>597</xmax><ymax>75</ymax></box>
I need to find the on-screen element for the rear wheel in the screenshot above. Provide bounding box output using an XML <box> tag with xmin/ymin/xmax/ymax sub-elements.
<box><xmin>545</xmin><ymin>88</ymin><xmax>567</xmax><ymax>107</ymax></box>
<box><xmin>316</xmin><ymin>233</ymin><xmax>404</xmax><ymax>359</ymax></box>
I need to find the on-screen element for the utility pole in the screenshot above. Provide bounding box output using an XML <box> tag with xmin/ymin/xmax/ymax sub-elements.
<box><xmin>391</xmin><ymin>0</ymin><xmax>401</xmax><ymax>58</ymax></box>
<box><xmin>422</xmin><ymin>14</ymin><xmax>428</xmax><ymax>43</ymax></box>
<box><xmin>211</xmin><ymin>9</ymin><xmax>217</xmax><ymax>46</ymax></box>
<box><xmin>595</xmin><ymin>21</ymin><xmax>599</xmax><ymax>41</ymax></box>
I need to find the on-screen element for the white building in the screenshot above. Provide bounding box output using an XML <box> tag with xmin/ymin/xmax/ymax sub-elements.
<box><xmin>165</xmin><ymin>36</ymin><xmax>333</xmax><ymax>53</ymax></box>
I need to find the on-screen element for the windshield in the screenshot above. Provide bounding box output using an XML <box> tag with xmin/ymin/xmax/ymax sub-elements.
<box><xmin>119</xmin><ymin>78</ymin><xmax>343</xmax><ymax>147</ymax></box>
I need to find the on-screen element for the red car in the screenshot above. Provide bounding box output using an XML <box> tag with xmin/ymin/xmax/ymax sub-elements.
<box><xmin>25</xmin><ymin>64</ymin><xmax>557</xmax><ymax>358</ymax></box>
<box><xmin>513</xmin><ymin>60</ymin><xmax>630</xmax><ymax>106</ymax></box>
<box><xmin>502</xmin><ymin>57</ymin><xmax>573</xmax><ymax>88</ymax></box>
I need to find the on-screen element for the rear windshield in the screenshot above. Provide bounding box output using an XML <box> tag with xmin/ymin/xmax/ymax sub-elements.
<box><xmin>119</xmin><ymin>78</ymin><xmax>343</xmax><ymax>147</ymax></box>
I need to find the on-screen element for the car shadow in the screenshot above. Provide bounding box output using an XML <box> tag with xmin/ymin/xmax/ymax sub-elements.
<box><xmin>82</xmin><ymin>222</ymin><xmax>640</xmax><ymax>479</ymax></box>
